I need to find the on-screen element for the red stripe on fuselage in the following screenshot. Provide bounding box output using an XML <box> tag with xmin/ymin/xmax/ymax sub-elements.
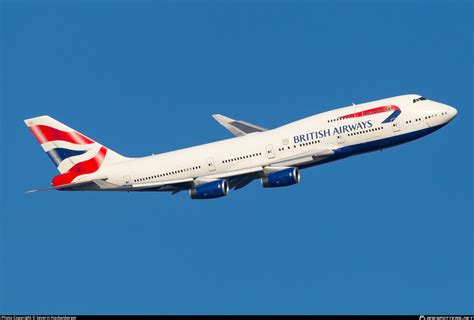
<box><xmin>52</xmin><ymin>147</ymin><xmax>107</xmax><ymax>187</ymax></box>
<box><xmin>339</xmin><ymin>105</ymin><xmax>400</xmax><ymax>119</ymax></box>
<box><xmin>29</xmin><ymin>125</ymin><xmax>94</xmax><ymax>145</ymax></box>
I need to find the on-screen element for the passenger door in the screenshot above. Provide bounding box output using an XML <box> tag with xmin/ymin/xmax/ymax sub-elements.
<box><xmin>336</xmin><ymin>134</ymin><xmax>345</xmax><ymax>145</ymax></box>
<box><xmin>206</xmin><ymin>158</ymin><xmax>216</xmax><ymax>172</ymax></box>
<box><xmin>265</xmin><ymin>144</ymin><xmax>275</xmax><ymax>159</ymax></box>
<box><xmin>123</xmin><ymin>175</ymin><xmax>132</xmax><ymax>186</ymax></box>
<box><xmin>391</xmin><ymin>119</ymin><xmax>401</xmax><ymax>133</ymax></box>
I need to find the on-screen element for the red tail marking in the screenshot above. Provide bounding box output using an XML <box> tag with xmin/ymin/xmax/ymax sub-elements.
<box><xmin>29</xmin><ymin>125</ymin><xmax>94</xmax><ymax>145</ymax></box>
<box><xmin>52</xmin><ymin>147</ymin><xmax>107</xmax><ymax>187</ymax></box>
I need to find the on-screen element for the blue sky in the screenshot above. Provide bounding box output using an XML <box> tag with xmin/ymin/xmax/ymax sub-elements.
<box><xmin>1</xmin><ymin>0</ymin><xmax>472</xmax><ymax>315</ymax></box>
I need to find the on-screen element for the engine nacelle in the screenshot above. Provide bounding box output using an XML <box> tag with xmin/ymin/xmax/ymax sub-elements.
<box><xmin>261</xmin><ymin>167</ymin><xmax>300</xmax><ymax>188</ymax></box>
<box><xmin>189</xmin><ymin>179</ymin><xmax>229</xmax><ymax>199</ymax></box>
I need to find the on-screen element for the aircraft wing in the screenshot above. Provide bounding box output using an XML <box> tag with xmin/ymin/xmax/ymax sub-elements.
<box><xmin>201</xmin><ymin>166</ymin><xmax>264</xmax><ymax>191</ymax></box>
<box><xmin>228</xmin><ymin>172</ymin><xmax>261</xmax><ymax>190</ymax></box>
<box><xmin>132</xmin><ymin>177</ymin><xmax>195</xmax><ymax>193</ymax></box>
<box><xmin>132</xmin><ymin>166</ymin><xmax>265</xmax><ymax>193</ymax></box>
<box><xmin>132</xmin><ymin>146</ymin><xmax>336</xmax><ymax>194</ymax></box>
<box><xmin>212</xmin><ymin>114</ymin><xmax>267</xmax><ymax>137</ymax></box>
<box><xmin>268</xmin><ymin>147</ymin><xmax>335</xmax><ymax>167</ymax></box>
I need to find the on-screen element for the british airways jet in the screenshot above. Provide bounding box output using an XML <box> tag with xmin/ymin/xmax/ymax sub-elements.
<box><xmin>25</xmin><ymin>94</ymin><xmax>457</xmax><ymax>199</ymax></box>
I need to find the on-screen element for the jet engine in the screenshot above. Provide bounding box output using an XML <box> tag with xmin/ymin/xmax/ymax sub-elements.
<box><xmin>189</xmin><ymin>179</ymin><xmax>229</xmax><ymax>199</ymax></box>
<box><xmin>261</xmin><ymin>167</ymin><xmax>300</xmax><ymax>188</ymax></box>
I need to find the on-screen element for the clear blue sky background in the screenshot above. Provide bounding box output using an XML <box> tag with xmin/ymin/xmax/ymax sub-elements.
<box><xmin>1</xmin><ymin>0</ymin><xmax>472</xmax><ymax>315</ymax></box>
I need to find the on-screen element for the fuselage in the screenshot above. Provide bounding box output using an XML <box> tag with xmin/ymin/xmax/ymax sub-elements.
<box><xmin>100</xmin><ymin>94</ymin><xmax>457</xmax><ymax>191</ymax></box>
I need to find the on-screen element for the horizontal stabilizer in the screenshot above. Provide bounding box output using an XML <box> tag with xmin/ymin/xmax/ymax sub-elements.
<box><xmin>26</xmin><ymin>178</ymin><xmax>107</xmax><ymax>193</ymax></box>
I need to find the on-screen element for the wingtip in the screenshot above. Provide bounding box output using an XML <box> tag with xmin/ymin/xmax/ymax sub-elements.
<box><xmin>211</xmin><ymin>114</ymin><xmax>224</xmax><ymax>119</ymax></box>
<box><xmin>212</xmin><ymin>114</ymin><xmax>234</xmax><ymax>122</ymax></box>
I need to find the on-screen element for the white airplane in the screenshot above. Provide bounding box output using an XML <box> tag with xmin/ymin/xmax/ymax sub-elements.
<box><xmin>25</xmin><ymin>94</ymin><xmax>457</xmax><ymax>199</ymax></box>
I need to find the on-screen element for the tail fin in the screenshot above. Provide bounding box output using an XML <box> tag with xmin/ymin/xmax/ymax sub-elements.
<box><xmin>24</xmin><ymin>115</ymin><xmax>127</xmax><ymax>186</ymax></box>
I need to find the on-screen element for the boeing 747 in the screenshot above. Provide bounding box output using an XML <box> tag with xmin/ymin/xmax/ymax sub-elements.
<box><xmin>24</xmin><ymin>94</ymin><xmax>457</xmax><ymax>199</ymax></box>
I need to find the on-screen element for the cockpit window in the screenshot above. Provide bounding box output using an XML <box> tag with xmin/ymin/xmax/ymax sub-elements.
<box><xmin>413</xmin><ymin>96</ymin><xmax>427</xmax><ymax>103</ymax></box>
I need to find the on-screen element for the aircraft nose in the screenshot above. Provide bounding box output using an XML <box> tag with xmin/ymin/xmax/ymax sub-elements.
<box><xmin>447</xmin><ymin>105</ymin><xmax>458</xmax><ymax>121</ymax></box>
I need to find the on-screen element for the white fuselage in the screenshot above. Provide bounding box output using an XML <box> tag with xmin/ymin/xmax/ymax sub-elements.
<box><xmin>98</xmin><ymin>94</ymin><xmax>457</xmax><ymax>191</ymax></box>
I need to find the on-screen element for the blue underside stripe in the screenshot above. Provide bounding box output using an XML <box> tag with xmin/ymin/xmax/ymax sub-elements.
<box><xmin>299</xmin><ymin>124</ymin><xmax>446</xmax><ymax>170</ymax></box>
<box><xmin>46</xmin><ymin>148</ymin><xmax>87</xmax><ymax>166</ymax></box>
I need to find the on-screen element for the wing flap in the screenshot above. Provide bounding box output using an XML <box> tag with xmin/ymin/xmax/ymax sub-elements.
<box><xmin>269</xmin><ymin>147</ymin><xmax>335</xmax><ymax>167</ymax></box>
<box><xmin>203</xmin><ymin>166</ymin><xmax>263</xmax><ymax>180</ymax></box>
<box><xmin>131</xmin><ymin>177</ymin><xmax>194</xmax><ymax>191</ymax></box>
<box><xmin>229</xmin><ymin>174</ymin><xmax>259</xmax><ymax>190</ymax></box>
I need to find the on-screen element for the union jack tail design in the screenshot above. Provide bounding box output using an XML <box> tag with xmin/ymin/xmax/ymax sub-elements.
<box><xmin>24</xmin><ymin>115</ymin><xmax>127</xmax><ymax>186</ymax></box>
